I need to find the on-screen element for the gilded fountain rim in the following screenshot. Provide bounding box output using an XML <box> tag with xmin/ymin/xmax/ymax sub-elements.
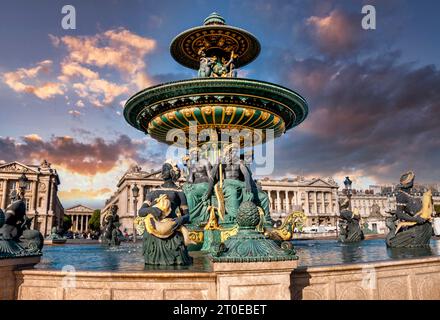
<box><xmin>124</xmin><ymin>77</ymin><xmax>309</xmax><ymax>136</ymax></box>
<box><xmin>170</xmin><ymin>24</ymin><xmax>261</xmax><ymax>70</ymax></box>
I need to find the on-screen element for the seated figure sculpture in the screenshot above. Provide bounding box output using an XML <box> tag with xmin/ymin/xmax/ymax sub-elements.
<box><xmin>211</xmin><ymin>143</ymin><xmax>272</xmax><ymax>225</ymax></box>
<box><xmin>338</xmin><ymin>196</ymin><xmax>364</xmax><ymax>243</ymax></box>
<box><xmin>137</xmin><ymin>161</ymin><xmax>192</xmax><ymax>266</ymax></box>
<box><xmin>386</xmin><ymin>171</ymin><xmax>433</xmax><ymax>248</ymax></box>
<box><xmin>182</xmin><ymin>146</ymin><xmax>215</xmax><ymax>227</ymax></box>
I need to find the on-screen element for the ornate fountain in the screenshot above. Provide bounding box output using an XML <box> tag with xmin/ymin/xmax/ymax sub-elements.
<box><xmin>124</xmin><ymin>13</ymin><xmax>308</xmax><ymax>260</ymax></box>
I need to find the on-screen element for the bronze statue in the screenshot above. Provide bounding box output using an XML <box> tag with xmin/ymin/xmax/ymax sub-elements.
<box><xmin>136</xmin><ymin>161</ymin><xmax>193</xmax><ymax>266</ymax></box>
<box><xmin>182</xmin><ymin>146</ymin><xmax>215</xmax><ymax>227</ymax></box>
<box><xmin>197</xmin><ymin>48</ymin><xmax>214</xmax><ymax>77</ymax></box>
<box><xmin>211</xmin><ymin>143</ymin><xmax>271</xmax><ymax>225</ymax></box>
<box><xmin>48</xmin><ymin>226</ymin><xmax>65</xmax><ymax>240</ymax></box>
<box><xmin>386</xmin><ymin>171</ymin><xmax>433</xmax><ymax>247</ymax></box>
<box><xmin>197</xmin><ymin>48</ymin><xmax>237</xmax><ymax>78</ymax></box>
<box><xmin>0</xmin><ymin>188</ymin><xmax>44</xmax><ymax>257</ymax></box>
<box><xmin>338</xmin><ymin>196</ymin><xmax>364</xmax><ymax>243</ymax></box>
<box><xmin>101</xmin><ymin>204</ymin><xmax>122</xmax><ymax>246</ymax></box>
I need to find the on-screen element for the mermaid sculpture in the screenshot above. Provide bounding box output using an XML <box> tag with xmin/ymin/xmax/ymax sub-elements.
<box><xmin>136</xmin><ymin>161</ymin><xmax>193</xmax><ymax>266</ymax></box>
<box><xmin>338</xmin><ymin>196</ymin><xmax>364</xmax><ymax>243</ymax></box>
<box><xmin>386</xmin><ymin>171</ymin><xmax>433</xmax><ymax>248</ymax></box>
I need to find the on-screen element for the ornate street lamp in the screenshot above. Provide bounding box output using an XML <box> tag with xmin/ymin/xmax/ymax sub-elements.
<box><xmin>132</xmin><ymin>183</ymin><xmax>140</xmax><ymax>243</ymax></box>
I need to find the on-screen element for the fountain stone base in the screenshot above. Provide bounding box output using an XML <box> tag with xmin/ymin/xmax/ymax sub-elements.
<box><xmin>0</xmin><ymin>256</ymin><xmax>41</xmax><ymax>300</ymax></box>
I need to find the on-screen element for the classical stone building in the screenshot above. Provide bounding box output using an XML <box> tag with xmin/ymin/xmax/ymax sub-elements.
<box><xmin>259</xmin><ymin>176</ymin><xmax>339</xmax><ymax>227</ymax></box>
<box><xmin>64</xmin><ymin>204</ymin><xmax>95</xmax><ymax>233</ymax></box>
<box><xmin>102</xmin><ymin>165</ymin><xmax>165</xmax><ymax>234</ymax></box>
<box><xmin>0</xmin><ymin>160</ymin><xmax>64</xmax><ymax>237</ymax></box>
<box><xmin>102</xmin><ymin>165</ymin><xmax>340</xmax><ymax>233</ymax></box>
<box><xmin>102</xmin><ymin>165</ymin><xmax>440</xmax><ymax>235</ymax></box>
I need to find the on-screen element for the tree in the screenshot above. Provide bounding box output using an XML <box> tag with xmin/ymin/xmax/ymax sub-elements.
<box><xmin>62</xmin><ymin>215</ymin><xmax>72</xmax><ymax>232</ymax></box>
<box><xmin>88</xmin><ymin>209</ymin><xmax>101</xmax><ymax>231</ymax></box>
<box><xmin>435</xmin><ymin>205</ymin><xmax>440</xmax><ymax>217</ymax></box>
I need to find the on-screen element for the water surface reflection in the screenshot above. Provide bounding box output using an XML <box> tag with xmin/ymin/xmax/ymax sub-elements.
<box><xmin>35</xmin><ymin>238</ymin><xmax>440</xmax><ymax>271</ymax></box>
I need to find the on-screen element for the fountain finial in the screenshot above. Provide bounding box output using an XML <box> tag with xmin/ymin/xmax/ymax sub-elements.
<box><xmin>204</xmin><ymin>12</ymin><xmax>226</xmax><ymax>25</ymax></box>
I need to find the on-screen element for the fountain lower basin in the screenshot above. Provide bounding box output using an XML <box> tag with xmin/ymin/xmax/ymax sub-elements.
<box><xmin>8</xmin><ymin>239</ymin><xmax>440</xmax><ymax>300</ymax></box>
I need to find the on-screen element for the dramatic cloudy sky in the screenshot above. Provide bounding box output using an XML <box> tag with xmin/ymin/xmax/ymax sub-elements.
<box><xmin>0</xmin><ymin>0</ymin><xmax>439</xmax><ymax>208</ymax></box>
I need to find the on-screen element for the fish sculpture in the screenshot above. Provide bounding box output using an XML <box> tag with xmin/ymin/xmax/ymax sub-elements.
<box><xmin>135</xmin><ymin>194</ymin><xmax>195</xmax><ymax>245</ymax></box>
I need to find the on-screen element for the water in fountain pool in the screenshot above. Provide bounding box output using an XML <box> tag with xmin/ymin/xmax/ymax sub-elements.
<box><xmin>35</xmin><ymin>238</ymin><xmax>440</xmax><ymax>271</ymax></box>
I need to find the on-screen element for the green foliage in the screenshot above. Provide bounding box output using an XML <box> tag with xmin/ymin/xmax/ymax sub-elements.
<box><xmin>88</xmin><ymin>209</ymin><xmax>101</xmax><ymax>231</ymax></box>
<box><xmin>62</xmin><ymin>215</ymin><xmax>72</xmax><ymax>232</ymax></box>
<box><xmin>435</xmin><ymin>205</ymin><xmax>440</xmax><ymax>216</ymax></box>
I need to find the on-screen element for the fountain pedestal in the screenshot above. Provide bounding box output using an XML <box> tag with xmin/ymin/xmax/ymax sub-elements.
<box><xmin>212</xmin><ymin>260</ymin><xmax>297</xmax><ymax>299</ymax></box>
<box><xmin>0</xmin><ymin>256</ymin><xmax>41</xmax><ymax>300</ymax></box>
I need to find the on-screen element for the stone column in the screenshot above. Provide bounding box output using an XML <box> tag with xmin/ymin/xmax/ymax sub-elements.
<box><xmin>43</xmin><ymin>178</ymin><xmax>51</xmax><ymax>236</ymax></box>
<box><xmin>1</xmin><ymin>179</ymin><xmax>8</xmax><ymax>209</ymax></box>
<box><xmin>322</xmin><ymin>192</ymin><xmax>326</xmax><ymax>214</ymax></box>
<box><xmin>129</xmin><ymin>184</ymin><xmax>134</xmax><ymax>214</ymax></box>
<box><xmin>141</xmin><ymin>185</ymin><xmax>145</xmax><ymax>205</ymax></box>
<box><xmin>285</xmin><ymin>191</ymin><xmax>290</xmax><ymax>213</ymax></box>
<box><xmin>75</xmin><ymin>215</ymin><xmax>79</xmax><ymax>232</ymax></box>
<box><xmin>48</xmin><ymin>179</ymin><xmax>54</xmax><ymax>214</ymax></box>
<box><xmin>29</xmin><ymin>180</ymin><xmax>35</xmax><ymax>211</ymax></box>
<box><xmin>304</xmin><ymin>191</ymin><xmax>309</xmax><ymax>214</ymax></box>
<box><xmin>328</xmin><ymin>192</ymin><xmax>332</xmax><ymax>215</ymax></box>
<box><xmin>292</xmin><ymin>191</ymin><xmax>296</xmax><ymax>208</ymax></box>
<box><xmin>266</xmin><ymin>189</ymin><xmax>272</xmax><ymax>211</ymax></box>
<box><xmin>313</xmin><ymin>192</ymin><xmax>318</xmax><ymax>214</ymax></box>
<box><xmin>86</xmin><ymin>215</ymin><xmax>89</xmax><ymax>231</ymax></box>
<box><xmin>276</xmin><ymin>190</ymin><xmax>281</xmax><ymax>213</ymax></box>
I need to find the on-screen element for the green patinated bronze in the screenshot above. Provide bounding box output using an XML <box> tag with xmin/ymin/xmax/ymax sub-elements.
<box><xmin>124</xmin><ymin>78</ymin><xmax>308</xmax><ymax>147</ymax></box>
<box><xmin>0</xmin><ymin>189</ymin><xmax>44</xmax><ymax>259</ymax></box>
<box><xmin>386</xmin><ymin>171</ymin><xmax>433</xmax><ymax>248</ymax></box>
<box><xmin>170</xmin><ymin>12</ymin><xmax>261</xmax><ymax>70</ymax></box>
<box><xmin>211</xmin><ymin>201</ymin><xmax>298</xmax><ymax>262</ymax></box>
<box><xmin>124</xmin><ymin>13</ymin><xmax>309</xmax><ymax>263</ymax></box>
<box><xmin>47</xmin><ymin>226</ymin><xmax>66</xmax><ymax>241</ymax></box>
<box><xmin>183</xmin><ymin>182</ymin><xmax>211</xmax><ymax>227</ymax></box>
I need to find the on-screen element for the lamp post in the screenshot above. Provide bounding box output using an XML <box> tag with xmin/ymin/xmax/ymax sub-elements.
<box><xmin>132</xmin><ymin>183</ymin><xmax>139</xmax><ymax>243</ymax></box>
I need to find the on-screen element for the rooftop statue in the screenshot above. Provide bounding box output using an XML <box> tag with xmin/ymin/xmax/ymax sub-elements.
<box><xmin>338</xmin><ymin>196</ymin><xmax>365</xmax><ymax>243</ymax></box>
<box><xmin>386</xmin><ymin>171</ymin><xmax>433</xmax><ymax>248</ymax></box>
<box><xmin>101</xmin><ymin>204</ymin><xmax>123</xmax><ymax>246</ymax></box>
<box><xmin>136</xmin><ymin>161</ymin><xmax>193</xmax><ymax>266</ymax></box>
